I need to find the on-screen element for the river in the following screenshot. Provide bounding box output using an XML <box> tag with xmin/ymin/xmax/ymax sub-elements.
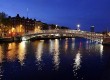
<box><xmin>0</xmin><ymin>38</ymin><xmax>110</xmax><ymax>80</ymax></box>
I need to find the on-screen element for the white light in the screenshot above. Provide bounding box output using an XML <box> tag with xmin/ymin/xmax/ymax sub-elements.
<box><xmin>22</xmin><ymin>37</ymin><xmax>27</xmax><ymax>41</ymax></box>
<box><xmin>53</xmin><ymin>39</ymin><xmax>60</xmax><ymax>70</ymax></box>
<box><xmin>77</xmin><ymin>24</ymin><xmax>81</xmax><ymax>31</ymax></box>
<box><xmin>55</xmin><ymin>34</ymin><xmax>60</xmax><ymax>36</ymax></box>
<box><xmin>74</xmin><ymin>51</ymin><xmax>81</xmax><ymax>70</ymax></box>
<box><xmin>77</xmin><ymin>24</ymin><xmax>80</xmax><ymax>28</ymax></box>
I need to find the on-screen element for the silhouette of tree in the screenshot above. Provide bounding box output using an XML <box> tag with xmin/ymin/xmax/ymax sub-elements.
<box><xmin>0</xmin><ymin>12</ymin><xmax>8</xmax><ymax>25</ymax></box>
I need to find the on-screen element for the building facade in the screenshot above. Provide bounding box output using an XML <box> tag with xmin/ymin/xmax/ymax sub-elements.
<box><xmin>3</xmin><ymin>14</ymin><xmax>44</xmax><ymax>37</ymax></box>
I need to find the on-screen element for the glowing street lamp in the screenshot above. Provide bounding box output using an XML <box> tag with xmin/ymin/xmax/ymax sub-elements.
<box><xmin>77</xmin><ymin>24</ymin><xmax>80</xmax><ymax>31</ymax></box>
<box><xmin>56</xmin><ymin>25</ymin><xmax>58</xmax><ymax>29</ymax></box>
<box><xmin>77</xmin><ymin>24</ymin><xmax>80</xmax><ymax>28</ymax></box>
<box><xmin>12</xmin><ymin>27</ymin><xmax>15</xmax><ymax>32</ymax></box>
<box><xmin>20</xmin><ymin>24</ymin><xmax>22</xmax><ymax>32</ymax></box>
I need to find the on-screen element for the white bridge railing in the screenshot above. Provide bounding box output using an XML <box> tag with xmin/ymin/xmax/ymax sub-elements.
<box><xmin>22</xmin><ymin>29</ymin><xmax>103</xmax><ymax>43</ymax></box>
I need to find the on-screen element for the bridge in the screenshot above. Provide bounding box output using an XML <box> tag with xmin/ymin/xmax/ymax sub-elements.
<box><xmin>21</xmin><ymin>29</ymin><xmax>103</xmax><ymax>43</ymax></box>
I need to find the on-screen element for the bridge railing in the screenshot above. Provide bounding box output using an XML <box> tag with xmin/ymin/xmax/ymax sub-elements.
<box><xmin>23</xmin><ymin>29</ymin><xmax>104</xmax><ymax>38</ymax></box>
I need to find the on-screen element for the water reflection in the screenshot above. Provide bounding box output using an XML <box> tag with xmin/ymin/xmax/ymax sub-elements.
<box><xmin>7</xmin><ymin>43</ymin><xmax>17</xmax><ymax>61</ymax></box>
<box><xmin>49</xmin><ymin>39</ymin><xmax>54</xmax><ymax>53</ymax></box>
<box><xmin>73</xmin><ymin>42</ymin><xmax>82</xmax><ymax>77</ymax></box>
<box><xmin>0</xmin><ymin>46</ymin><xmax>3</xmax><ymax>63</ymax></box>
<box><xmin>74</xmin><ymin>51</ymin><xmax>81</xmax><ymax>71</ymax></box>
<box><xmin>36</xmin><ymin>40</ymin><xmax>44</xmax><ymax>70</ymax></box>
<box><xmin>65</xmin><ymin>38</ymin><xmax>68</xmax><ymax>52</ymax></box>
<box><xmin>53</xmin><ymin>39</ymin><xmax>60</xmax><ymax>70</ymax></box>
<box><xmin>71</xmin><ymin>38</ymin><xmax>75</xmax><ymax>50</ymax></box>
<box><xmin>99</xmin><ymin>44</ymin><xmax>103</xmax><ymax>58</ymax></box>
<box><xmin>0</xmin><ymin>38</ymin><xmax>107</xmax><ymax>80</ymax></box>
<box><xmin>0</xmin><ymin>45</ymin><xmax>3</xmax><ymax>80</ymax></box>
<box><xmin>0</xmin><ymin>66</ymin><xmax>3</xmax><ymax>80</ymax></box>
<box><xmin>18</xmin><ymin>41</ymin><xmax>27</xmax><ymax>66</ymax></box>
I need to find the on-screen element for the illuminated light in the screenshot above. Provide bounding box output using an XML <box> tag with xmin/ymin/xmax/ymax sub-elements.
<box><xmin>53</xmin><ymin>39</ymin><xmax>60</xmax><ymax>70</ymax></box>
<box><xmin>22</xmin><ymin>37</ymin><xmax>27</xmax><ymax>41</ymax></box>
<box><xmin>74</xmin><ymin>51</ymin><xmax>81</xmax><ymax>70</ymax></box>
<box><xmin>77</xmin><ymin>24</ymin><xmax>80</xmax><ymax>28</ymax></box>
<box><xmin>65</xmin><ymin>38</ymin><xmax>68</xmax><ymax>52</ymax></box>
<box><xmin>49</xmin><ymin>40</ymin><xmax>54</xmax><ymax>53</ymax></box>
<box><xmin>50</xmin><ymin>34</ymin><xmax>54</xmax><ymax>35</ymax></box>
<box><xmin>36</xmin><ymin>41</ymin><xmax>43</xmax><ymax>61</ymax></box>
<box><xmin>77</xmin><ymin>24</ymin><xmax>80</xmax><ymax>31</ymax></box>
<box><xmin>73</xmin><ymin>43</ymin><xmax>82</xmax><ymax>76</ymax></box>
<box><xmin>7</xmin><ymin>43</ymin><xmax>17</xmax><ymax>61</ymax></box>
<box><xmin>20</xmin><ymin>24</ymin><xmax>22</xmax><ymax>27</ymax></box>
<box><xmin>18</xmin><ymin>41</ymin><xmax>26</xmax><ymax>66</ymax></box>
<box><xmin>0</xmin><ymin>46</ymin><xmax>3</xmax><ymax>63</ymax></box>
<box><xmin>72</xmin><ymin>38</ymin><xmax>75</xmax><ymax>50</ymax></box>
<box><xmin>38</xmin><ymin>26</ymin><xmax>40</xmax><ymax>29</ymax></box>
<box><xmin>36</xmin><ymin>40</ymin><xmax>44</xmax><ymax>70</ymax></box>
<box><xmin>55</xmin><ymin>34</ymin><xmax>60</xmax><ymax>36</ymax></box>
<box><xmin>9</xmin><ymin>31</ymin><xmax>11</xmax><ymax>34</ymax></box>
<box><xmin>12</xmin><ymin>27</ymin><xmax>15</xmax><ymax>32</ymax></box>
<box><xmin>19</xmin><ymin>24</ymin><xmax>23</xmax><ymax>32</ymax></box>
<box><xmin>99</xmin><ymin>44</ymin><xmax>103</xmax><ymax>58</ymax></box>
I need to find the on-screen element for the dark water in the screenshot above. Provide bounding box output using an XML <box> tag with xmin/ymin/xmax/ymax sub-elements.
<box><xmin>0</xmin><ymin>38</ymin><xmax>110</xmax><ymax>80</ymax></box>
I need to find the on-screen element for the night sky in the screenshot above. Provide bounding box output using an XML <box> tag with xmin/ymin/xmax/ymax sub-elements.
<box><xmin>0</xmin><ymin>0</ymin><xmax>110</xmax><ymax>32</ymax></box>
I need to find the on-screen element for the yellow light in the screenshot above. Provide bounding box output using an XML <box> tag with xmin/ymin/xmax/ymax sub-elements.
<box><xmin>9</xmin><ymin>31</ymin><xmax>11</xmax><ymax>34</ymax></box>
<box><xmin>20</xmin><ymin>25</ymin><xmax>22</xmax><ymax>27</ymax></box>
<box><xmin>18</xmin><ymin>41</ymin><xmax>26</xmax><ymax>66</ymax></box>
<box><xmin>38</xmin><ymin>26</ymin><xmax>40</xmax><ymax>29</ymax></box>
<box><xmin>12</xmin><ymin>27</ymin><xmax>15</xmax><ymax>32</ymax></box>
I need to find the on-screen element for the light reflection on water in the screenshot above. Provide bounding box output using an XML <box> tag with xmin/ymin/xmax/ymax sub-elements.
<box><xmin>18</xmin><ymin>41</ymin><xmax>27</xmax><ymax>66</ymax></box>
<box><xmin>73</xmin><ymin>42</ymin><xmax>82</xmax><ymax>77</ymax></box>
<box><xmin>0</xmin><ymin>38</ymin><xmax>108</xmax><ymax>80</ymax></box>
<box><xmin>99</xmin><ymin>44</ymin><xmax>103</xmax><ymax>58</ymax></box>
<box><xmin>49</xmin><ymin>39</ymin><xmax>54</xmax><ymax>53</ymax></box>
<box><xmin>7</xmin><ymin>43</ymin><xmax>17</xmax><ymax>61</ymax></box>
<box><xmin>0</xmin><ymin>45</ymin><xmax>3</xmax><ymax>63</ymax></box>
<box><xmin>64</xmin><ymin>38</ymin><xmax>68</xmax><ymax>52</ymax></box>
<box><xmin>0</xmin><ymin>46</ymin><xmax>3</xmax><ymax>80</ymax></box>
<box><xmin>53</xmin><ymin>39</ymin><xmax>60</xmax><ymax>70</ymax></box>
<box><xmin>36</xmin><ymin>40</ymin><xmax>44</xmax><ymax>70</ymax></box>
<box><xmin>71</xmin><ymin>38</ymin><xmax>75</xmax><ymax>50</ymax></box>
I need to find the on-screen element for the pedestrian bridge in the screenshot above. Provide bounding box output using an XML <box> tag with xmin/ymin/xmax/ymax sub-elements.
<box><xmin>22</xmin><ymin>29</ymin><xmax>103</xmax><ymax>43</ymax></box>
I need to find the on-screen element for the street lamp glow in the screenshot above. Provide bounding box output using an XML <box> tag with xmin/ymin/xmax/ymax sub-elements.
<box><xmin>77</xmin><ymin>24</ymin><xmax>80</xmax><ymax>28</ymax></box>
<box><xmin>56</xmin><ymin>25</ymin><xmax>58</xmax><ymax>29</ymax></box>
<box><xmin>77</xmin><ymin>24</ymin><xmax>80</xmax><ymax>31</ymax></box>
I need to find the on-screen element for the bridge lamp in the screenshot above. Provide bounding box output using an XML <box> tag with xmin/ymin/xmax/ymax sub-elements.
<box><xmin>77</xmin><ymin>24</ymin><xmax>80</xmax><ymax>28</ymax></box>
<box><xmin>77</xmin><ymin>24</ymin><xmax>80</xmax><ymax>31</ymax></box>
<box><xmin>56</xmin><ymin>25</ymin><xmax>58</xmax><ymax>29</ymax></box>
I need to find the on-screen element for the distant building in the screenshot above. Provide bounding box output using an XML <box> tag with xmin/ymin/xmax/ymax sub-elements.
<box><xmin>90</xmin><ymin>26</ymin><xmax>95</xmax><ymax>32</ymax></box>
<box><xmin>7</xmin><ymin>14</ymin><xmax>44</xmax><ymax>36</ymax></box>
<box><xmin>0</xmin><ymin>14</ymin><xmax>69</xmax><ymax>37</ymax></box>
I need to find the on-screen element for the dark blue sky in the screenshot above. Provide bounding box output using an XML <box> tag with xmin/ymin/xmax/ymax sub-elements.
<box><xmin>0</xmin><ymin>0</ymin><xmax>110</xmax><ymax>32</ymax></box>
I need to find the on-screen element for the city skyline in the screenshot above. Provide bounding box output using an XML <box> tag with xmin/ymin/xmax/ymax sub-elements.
<box><xmin>0</xmin><ymin>0</ymin><xmax>110</xmax><ymax>32</ymax></box>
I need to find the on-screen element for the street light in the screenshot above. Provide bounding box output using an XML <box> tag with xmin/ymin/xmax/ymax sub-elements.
<box><xmin>56</xmin><ymin>25</ymin><xmax>57</xmax><ymax>29</ymax></box>
<box><xmin>77</xmin><ymin>24</ymin><xmax>80</xmax><ymax>31</ymax></box>
<box><xmin>20</xmin><ymin>24</ymin><xmax>22</xmax><ymax>32</ymax></box>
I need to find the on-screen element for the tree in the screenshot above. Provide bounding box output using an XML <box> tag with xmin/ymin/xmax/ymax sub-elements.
<box><xmin>0</xmin><ymin>12</ymin><xmax>8</xmax><ymax>25</ymax></box>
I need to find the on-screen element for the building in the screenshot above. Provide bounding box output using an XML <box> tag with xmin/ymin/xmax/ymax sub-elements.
<box><xmin>90</xmin><ymin>26</ymin><xmax>95</xmax><ymax>32</ymax></box>
<box><xmin>6</xmin><ymin>14</ymin><xmax>44</xmax><ymax>37</ymax></box>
